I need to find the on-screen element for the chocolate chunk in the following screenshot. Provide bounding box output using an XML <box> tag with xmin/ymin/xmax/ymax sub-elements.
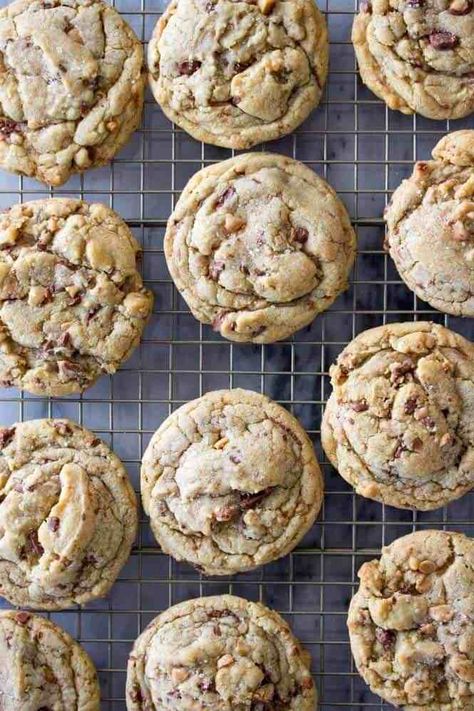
<box><xmin>48</xmin><ymin>517</ymin><xmax>60</xmax><ymax>532</ymax></box>
<box><xmin>198</xmin><ymin>678</ymin><xmax>215</xmax><ymax>692</ymax></box>
<box><xmin>209</xmin><ymin>260</ymin><xmax>225</xmax><ymax>280</ymax></box>
<box><xmin>212</xmin><ymin>311</ymin><xmax>229</xmax><ymax>331</ymax></box>
<box><xmin>240</xmin><ymin>487</ymin><xmax>273</xmax><ymax>510</ymax></box>
<box><xmin>234</xmin><ymin>62</ymin><xmax>250</xmax><ymax>73</ymax></box>
<box><xmin>351</xmin><ymin>400</ymin><xmax>369</xmax><ymax>412</ymax></box>
<box><xmin>293</xmin><ymin>226</ymin><xmax>309</xmax><ymax>244</ymax></box>
<box><xmin>27</xmin><ymin>530</ymin><xmax>44</xmax><ymax>557</ymax></box>
<box><xmin>404</xmin><ymin>398</ymin><xmax>417</xmax><ymax>415</ymax></box>
<box><xmin>15</xmin><ymin>611</ymin><xmax>31</xmax><ymax>624</ymax></box>
<box><xmin>177</xmin><ymin>60</ymin><xmax>201</xmax><ymax>76</ymax></box>
<box><xmin>129</xmin><ymin>685</ymin><xmax>143</xmax><ymax>703</ymax></box>
<box><xmin>0</xmin><ymin>427</ymin><xmax>15</xmax><ymax>448</ymax></box>
<box><xmin>421</xmin><ymin>416</ymin><xmax>436</xmax><ymax>432</ymax></box>
<box><xmin>407</xmin><ymin>0</ymin><xmax>423</xmax><ymax>6</ymax></box>
<box><xmin>86</xmin><ymin>306</ymin><xmax>100</xmax><ymax>324</ymax></box>
<box><xmin>0</xmin><ymin>118</ymin><xmax>20</xmax><ymax>137</ymax></box>
<box><xmin>57</xmin><ymin>331</ymin><xmax>71</xmax><ymax>348</ymax></box>
<box><xmin>411</xmin><ymin>437</ymin><xmax>423</xmax><ymax>452</ymax></box>
<box><xmin>375</xmin><ymin>628</ymin><xmax>396</xmax><ymax>650</ymax></box>
<box><xmin>215</xmin><ymin>186</ymin><xmax>236</xmax><ymax>208</ymax></box>
<box><xmin>393</xmin><ymin>442</ymin><xmax>406</xmax><ymax>459</ymax></box>
<box><xmin>429</xmin><ymin>31</ymin><xmax>459</xmax><ymax>50</ymax></box>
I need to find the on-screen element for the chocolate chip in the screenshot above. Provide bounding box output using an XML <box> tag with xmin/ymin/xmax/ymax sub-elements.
<box><xmin>421</xmin><ymin>416</ymin><xmax>436</xmax><ymax>431</ymax></box>
<box><xmin>27</xmin><ymin>530</ymin><xmax>44</xmax><ymax>557</ymax></box>
<box><xmin>57</xmin><ymin>331</ymin><xmax>71</xmax><ymax>348</ymax></box>
<box><xmin>177</xmin><ymin>60</ymin><xmax>201</xmax><ymax>76</ymax></box>
<box><xmin>293</xmin><ymin>227</ymin><xmax>309</xmax><ymax>244</ymax></box>
<box><xmin>15</xmin><ymin>611</ymin><xmax>31</xmax><ymax>625</ymax></box>
<box><xmin>0</xmin><ymin>427</ymin><xmax>15</xmax><ymax>448</ymax></box>
<box><xmin>215</xmin><ymin>186</ymin><xmax>236</xmax><ymax>208</ymax></box>
<box><xmin>429</xmin><ymin>31</ymin><xmax>459</xmax><ymax>50</ymax></box>
<box><xmin>404</xmin><ymin>398</ymin><xmax>417</xmax><ymax>415</ymax></box>
<box><xmin>375</xmin><ymin>628</ymin><xmax>396</xmax><ymax>650</ymax></box>
<box><xmin>240</xmin><ymin>487</ymin><xmax>274</xmax><ymax>510</ymax></box>
<box><xmin>351</xmin><ymin>400</ymin><xmax>369</xmax><ymax>412</ymax></box>
<box><xmin>233</xmin><ymin>62</ymin><xmax>250</xmax><ymax>73</ymax></box>
<box><xmin>48</xmin><ymin>517</ymin><xmax>60</xmax><ymax>532</ymax></box>
<box><xmin>393</xmin><ymin>442</ymin><xmax>406</xmax><ymax>459</ymax></box>
<box><xmin>0</xmin><ymin>118</ymin><xmax>19</xmax><ymax>137</ymax></box>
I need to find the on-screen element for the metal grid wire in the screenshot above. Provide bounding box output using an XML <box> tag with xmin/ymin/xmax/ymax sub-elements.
<box><xmin>0</xmin><ymin>0</ymin><xmax>473</xmax><ymax>708</ymax></box>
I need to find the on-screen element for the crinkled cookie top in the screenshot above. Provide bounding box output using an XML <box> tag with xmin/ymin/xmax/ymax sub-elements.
<box><xmin>0</xmin><ymin>418</ymin><xmax>137</xmax><ymax>609</ymax></box>
<box><xmin>0</xmin><ymin>610</ymin><xmax>100</xmax><ymax>710</ymax></box>
<box><xmin>0</xmin><ymin>0</ymin><xmax>145</xmax><ymax>185</ymax></box>
<box><xmin>386</xmin><ymin>130</ymin><xmax>474</xmax><ymax>317</ymax></box>
<box><xmin>348</xmin><ymin>530</ymin><xmax>474</xmax><ymax>709</ymax></box>
<box><xmin>165</xmin><ymin>153</ymin><xmax>355</xmax><ymax>343</ymax></box>
<box><xmin>322</xmin><ymin>322</ymin><xmax>474</xmax><ymax>510</ymax></box>
<box><xmin>141</xmin><ymin>388</ymin><xmax>322</xmax><ymax>575</ymax></box>
<box><xmin>0</xmin><ymin>198</ymin><xmax>153</xmax><ymax>397</ymax></box>
<box><xmin>127</xmin><ymin>595</ymin><xmax>316</xmax><ymax>711</ymax></box>
<box><xmin>148</xmin><ymin>0</ymin><xmax>328</xmax><ymax>148</ymax></box>
<box><xmin>352</xmin><ymin>0</ymin><xmax>474</xmax><ymax>120</ymax></box>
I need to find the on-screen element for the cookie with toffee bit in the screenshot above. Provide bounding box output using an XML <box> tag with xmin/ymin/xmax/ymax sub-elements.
<box><xmin>322</xmin><ymin>321</ymin><xmax>474</xmax><ymax>510</ymax></box>
<box><xmin>0</xmin><ymin>198</ymin><xmax>153</xmax><ymax>397</ymax></box>
<box><xmin>141</xmin><ymin>388</ymin><xmax>323</xmax><ymax>575</ymax></box>
<box><xmin>164</xmin><ymin>152</ymin><xmax>355</xmax><ymax>343</ymax></box>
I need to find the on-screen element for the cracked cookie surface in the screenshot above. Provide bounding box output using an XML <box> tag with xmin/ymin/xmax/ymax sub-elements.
<box><xmin>321</xmin><ymin>322</ymin><xmax>474</xmax><ymax>510</ymax></box>
<box><xmin>352</xmin><ymin>0</ymin><xmax>474</xmax><ymax>120</ymax></box>
<box><xmin>126</xmin><ymin>594</ymin><xmax>316</xmax><ymax>710</ymax></box>
<box><xmin>0</xmin><ymin>0</ymin><xmax>145</xmax><ymax>186</ymax></box>
<box><xmin>148</xmin><ymin>0</ymin><xmax>328</xmax><ymax>148</ymax></box>
<box><xmin>0</xmin><ymin>610</ymin><xmax>100</xmax><ymax>710</ymax></box>
<box><xmin>0</xmin><ymin>198</ymin><xmax>153</xmax><ymax>397</ymax></box>
<box><xmin>165</xmin><ymin>153</ymin><xmax>355</xmax><ymax>343</ymax></box>
<box><xmin>0</xmin><ymin>418</ymin><xmax>137</xmax><ymax>609</ymax></box>
<box><xmin>348</xmin><ymin>530</ymin><xmax>474</xmax><ymax>710</ymax></box>
<box><xmin>386</xmin><ymin>130</ymin><xmax>474</xmax><ymax>317</ymax></box>
<box><xmin>141</xmin><ymin>388</ymin><xmax>323</xmax><ymax>575</ymax></box>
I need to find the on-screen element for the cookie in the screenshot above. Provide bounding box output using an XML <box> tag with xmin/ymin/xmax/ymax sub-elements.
<box><xmin>353</xmin><ymin>0</ymin><xmax>474</xmax><ymax>120</ymax></box>
<box><xmin>0</xmin><ymin>609</ymin><xmax>100</xmax><ymax>710</ymax></box>
<box><xmin>321</xmin><ymin>321</ymin><xmax>474</xmax><ymax>510</ymax></box>
<box><xmin>348</xmin><ymin>530</ymin><xmax>474</xmax><ymax>709</ymax></box>
<box><xmin>141</xmin><ymin>388</ymin><xmax>323</xmax><ymax>575</ymax></box>
<box><xmin>126</xmin><ymin>594</ymin><xmax>316</xmax><ymax>710</ymax></box>
<box><xmin>0</xmin><ymin>198</ymin><xmax>153</xmax><ymax>397</ymax></box>
<box><xmin>148</xmin><ymin>0</ymin><xmax>328</xmax><ymax>149</ymax></box>
<box><xmin>0</xmin><ymin>418</ymin><xmax>137</xmax><ymax>609</ymax></box>
<box><xmin>386</xmin><ymin>130</ymin><xmax>474</xmax><ymax>317</ymax></box>
<box><xmin>0</xmin><ymin>0</ymin><xmax>145</xmax><ymax>186</ymax></box>
<box><xmin>164</xmin><ymin>153</ymin><xmax>356</xmax><ymax>343</ymax></box>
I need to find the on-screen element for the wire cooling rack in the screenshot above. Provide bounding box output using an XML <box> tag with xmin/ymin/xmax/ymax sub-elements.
<box><xmin>0</xmin><ymin>0</ymin><xmax>473</xmax><ymax>708</ymax></box>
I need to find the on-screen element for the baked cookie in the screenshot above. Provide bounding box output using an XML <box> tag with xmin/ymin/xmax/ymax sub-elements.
<box><xmin>127</xmin><ymin>594</ymin><xmax>316</xmax><ymax>710</ymax></box>
<box><xmin>0</xmin><ymin>0</ymin><xmax>145</xmax><ymax>186</ymax></box>
<box><xmin>353</xmin><ymin>0</ymin><xmax>474</xmax><ymax>120</ymax></box>
<box><xmin>0</xmin><ymin>418</ymin><xmax>137</xmax><ymax>609</ymax></box>
<box><xmin>0</xmin><ymin>198</ymin><xmax>153</xmax><ymax>397</ymax></box>
<box><xmin>0</xmin><ymin>610</ymin><xmax>100</xmax><ymax>710</ymax></box>
<box><xmin>386</xmin><ymin>130</ymin><xmax>474</xmax><ymax>317</ymax></box>
<box><xmin>148</xmin><ymin>0</ymin><xmax>328</xmax><ymax>149</ymax></box>
<box><xmin>165</xmin><ymin>153</ymin><xmax>355</xmax><ymax>343</ymax></box>
<box><xmin>141</xmin><ymin>388</ymin><xmax>323</xmax><ymax>575</ymax></box>
<box><xmin>348</xmin><ymin>530</ymin><xmax>474</xmax><ymax>709</ymax></box>
<box><xmin>321</xmin><ymin>321</ymin><xmax>474</xmax><ymax>510</ymax></box>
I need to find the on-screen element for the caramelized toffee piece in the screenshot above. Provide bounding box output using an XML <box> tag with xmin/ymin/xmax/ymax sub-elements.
<box><xmin>164</xmin><ymin>152</ymin><xmax>355</xmax><ymax>343</ymax></box>
<box><xmin>352</xmin><ymin>0</ymin><xmax>474</xmax><ymax>120</ymax></box>
<box><xmin>348</xmin><ymin>530</ymin><xmax>474</xmax><ymax>709</ymax></box>
<box><xmin>0</xmin><ymin>0</ymin><xmax>146</xmax><ymax>186</ymax></box>
<box><xmin>0</xmin><ymin>610</ymin><xmax>100</xmax><ymax>710</ymax></box>
<box><xmin>127</xmin><ymin>595</ymin><xmax>316</xmax><ymax>710</ymax></box>
<box><xmin>141</xmin><ymin>388</ymin><xmax>323</xmax><ymax>575</ymax></box>
<box><xmin>321</xmin><ymin>321</ymin><xmax>474</xmax><ymax>510</ymax></box>
<box><xmin>0</xmin><ymin>198</ymin><xmax>153</xmax><ymax>396</ymax></box>
<box><xmin>148</xmin><ymin>0</ymin><xmax>328</xmax><ymax>149</ymax></box>
<box><xmin>0</xmin><ymin>418</ymin><xmax>137</xmax><ymax>609</ymax></box>
<box><xmin>386</xmin><ymin>130</ymin><xmax>474</xmax><ymax>317</ymax></box>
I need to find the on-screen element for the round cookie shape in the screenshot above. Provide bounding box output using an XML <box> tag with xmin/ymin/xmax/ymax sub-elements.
<box><xmin>352</xmin><ymin>0</ymin><xmax>474</xmax><ymax>120</ymax></box>
<box><xmin>148</xmin><ymin>0</ymin><xmax>328</xmax><ymax>149</ymax></box>
<box><xmin>141</xmin><ymin>388</ymin><xmax>323</xmax><ymax>575</ymax></box>
<box><xmin>348</xmin><ymin>530</ymin><xmax>474</xmax><ymax>709</ymax></box>
<box><xmin>0</xmin><ymin>418</ymin><xmax>137</xmax><ymax>609</ymax></box>
<box><xmin>165</xmin><ymin>153</ymin><xmax>355</xmax><ymax>343</ymax></box>
<box><xmin>321</xmin><ymin>321</ymin><xmax>474</xmax><ymax>510</ymax></box>
<box><xmin>0</xmin><ymin>610</ymin><xmax>100</xmax><ymax>710</ymax></box>
<box><xmin>386</xmin><ymin>130</ymin><xmax>474</xmax><ymax>317</ymax></box>
<box><xmin>0</xmin><ymin>198</ymin><xmax>153</xmax><ymax>397</ymax></box>
<box><xmin>0</xmin><ymin>0</ymin><xmax>146</xmax><ymax>186</ymax></box>
<box><xmin>127</xmin><ymin>594</ymin><xmax>316</xmax><ymax>710</ymax></box>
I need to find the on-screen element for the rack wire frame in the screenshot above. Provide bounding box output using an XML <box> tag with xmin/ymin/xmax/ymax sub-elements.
<box><xmin>0</xmin><ymin>0</ymin><xmax>473</xmax><ymax>708</ymax></box>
